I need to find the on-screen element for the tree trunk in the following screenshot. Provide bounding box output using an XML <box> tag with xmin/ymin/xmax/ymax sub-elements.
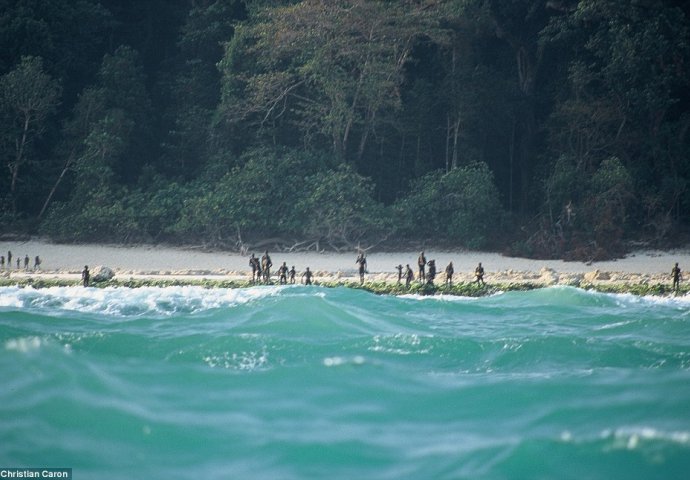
<box><xmin>445</xmin><ymin>114</ymin><xmax>451</xmax><ymax>173</ymax></box>
<box><xmin>508</xmin><ymin>120</ymin><xmax>510</xmax><ymax>212</ymax></box>
<box><xmin>356</xmin><ymin>107</ymin><xmax>376</xmax><ymax>164</ymax></box>
<box><xmin>39</xmin><ymin>151</ymin><xmax>75</xmax><ymax>219</ymax></box>
<box><xmin>452</xmin><ymin>116</ymin><xmax>460</xmax><ymax>170</ymax></box>
<box><xmin>9</xmin><ymin>114</ymin><xmax>31</xmax><ymax>213</ymax></box>
<box><xmin>11</xmin><ymin>115</ymin><xmax>31</xmax><ymax>193</ymax></box>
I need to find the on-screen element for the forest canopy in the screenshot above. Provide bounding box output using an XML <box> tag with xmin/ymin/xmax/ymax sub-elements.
<box><xmin>1</xmin><ymin>0</ymin><xmax>689</xmax><ymax>259</ymax></box>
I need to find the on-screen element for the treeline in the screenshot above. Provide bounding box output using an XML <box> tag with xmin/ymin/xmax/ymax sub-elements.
<box><xmin>1</xmin><ymin>0</ymin><xmax>689</xmax><ymax>258</ymax></box>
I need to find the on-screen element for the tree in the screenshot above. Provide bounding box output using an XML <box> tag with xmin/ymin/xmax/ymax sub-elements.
<box><xmin>172</xmin><ymin>147</ymin><xmax>327</xmax><ymax>247</ymax></box>
<box><xmin>295</xmin><ymin>164</ymin><xmax>391</xmax><ymax>250</ymax></box>
<box><xmin>159</xmin><ymin>0</ymin><xmax>246</xmax><ymax>176</ymax></box>
<box><xmin>394</xmin><ymin>162</ymin><xmax>504</xmax><ymax>248</ymax></box>
<box><xmin>218</xmin><ymin>0</ymin><xmax>441</xmax><ymax>164</ymax></box>
<box><xmin>38</xmin><ymin>86</ymin><xmax>107</xmax><ymax>218</ymax></box>
<box><xmin>481</xmin><ymin>0</ymin><xmax>559</xmax><ymax>213</ymax></box>
<box><xmin>39</xmin><ymin>46</ymin><xmax>152</xmax><ymax>228</ymax></box>
<box><xmin>0</xmin><ymin>0</ymin><xmax>114</xmax><ymax>104</ymax></box>
<box><xmin>0</xmin><ymin>56</ymin><xmax>61</xmax><ymax>214</ymax></box>
<box><xmin>543</xmin><ymin>0</ymin><xmax>690</xmax><ymax>242</ymax></box>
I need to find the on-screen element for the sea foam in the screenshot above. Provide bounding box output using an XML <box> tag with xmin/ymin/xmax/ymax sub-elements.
<box><xmin>0</xmin><ymin>285</ymin><xmax>283</xmax><ymax>317</ymax></box>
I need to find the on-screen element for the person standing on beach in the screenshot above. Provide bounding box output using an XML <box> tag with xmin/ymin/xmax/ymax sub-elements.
<box><xmin>427</xmin><ymin>259</ymin><xmax>436</xmax><ymax>285</ymax></box>
<box><xmin>34</xmin><ymin>256</ymin><xmax>41</xmax><ymax>271</ymax></box>
<box><xmin>261</xmin><ymin>251</ymin><xmax>272</xmax><ymax>283</ymax></box>
<box><xmin>82</xmin><ymin>266</ymin><xmax>90</xmax><ymax>287</ymax></box>
<box><xmin>395</xmin><ymin>265</ymin><xmax>403</xmax><ymax>285</ymax></box>
<box><xmin>672</xmin><ymin>263</ymin><xmax>682</xmax><ymax>293</ymax></box>
<box><xmin>356</xmin><ymin>253</ymin><xmax>367</xmax><ymax>284</ymax></box>
<box><xmin>418</xmin><ymin>251</ymin><xmax>426</xmax><ymax>283</ymax></box>
<box><xmin>278</xmin><ymin>262</ymin><xmax>288</xmax><ymax>284</ymax></box>
<box><xmin>23</xmin><ymin>254</ymin><xmax>29</xmax><ymax>271</ymax></box>
<box><xmin>16</xmin><ymin>258</ymin><xmax>20</xmax><ymax>270</ymax></box>
<box><xmin>0</xmin><ymin>256</ymin><xmax>4</xmax><ymax>270</ymax></box>
<box><xmin>445</xmin><ymin>261</ymin><xmax>454</xmax><ymax>286</ymax></box>
<box><xmin>404</xmin><ymin>264</ymin><xmax>414</xmax><ymax>287</ymax></box>
<box><xmin>249</xmin><ymin>254</ymin><xmax>258</xmax><ymax>282</ymax></box>
<box><xmin>289</xmin><ymin>266</ymin><xmax>296</xmax><ymax>284</ymax></box>
<box><xmin>475</xmin><ymin>262</ymin><xmax>485</xmax><ymax>285</ymax></box>
<box><xmin>302</xmin><ymin>267</ymin><xmax>313</xmax><ymax>285</ymax></box>
<box><xmin>7</xmin><ymin>251</ymin><xmax>12</xmax><ymax>269</ymax></box>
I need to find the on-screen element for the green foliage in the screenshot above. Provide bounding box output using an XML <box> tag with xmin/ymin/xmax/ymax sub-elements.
<box><xmin>172</xmin><ymin>147</ymin><xmax>323</xmax><ymax>245</ymax></box>
<box><xmin>295</xmin><ymin>164</ymin><xmax>391</xmax><ymax>248</ymax></box>
<box><xmin>218</xmin><ymin>0</ymin><xmax>441</xmax><ymax>161</ymax></box>
<box><xmin>0</xmin><ymin>55</ymin><xmax>61</xmax><ymax>214</ymax></box>
<box><xmin>394</xmin><ymin>162</ymin><xmax>504</xmax><ymax>248</ymax></box>
<box><xmin>532</xmin><ymin>156</ymin><xmax>635</xmax><ymax>260</ymax></box>
<box><xmin>585</xmin><ymin>156</ymin><xmax>635</xmax><ymax>250</ymax></box>
<box><xmin>1</xmin><ymin>0</ymin><xmax>690</xmax><ymax>257</ymax></box>
<box><xmin>169</xmin><ymin>148</ymin><xmax>389</xmax><ymax>248</ymax></box>
<box><xmin>543</xmin><ymin>155</ymin><xmax>582</xmax><ymax>221</ymax></box>
<box><xmin>543</xmin><ymin>0</ymin><xmax>690</xmax><ymax>245</ymax></box>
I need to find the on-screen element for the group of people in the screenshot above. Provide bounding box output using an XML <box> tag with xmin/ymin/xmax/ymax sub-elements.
<box><xmin>245</xmin><ymin>250</ymin><xmax>487</xmax><ymax>288</ymax></box>
<box><xmin>392</xmin><ymin>251</ymin><xmax>485</xmax><ymax>287</ymax></box>
<box><xmin>244</xmin><ymin>251</ymin><xmax>684</xmax><ymax>293</ymax></box>
<box><xmin>248</xmin><ymin>251</ymin><xmax>314</xmax><ymax>285</ymax></box>
<box><xmin>0</xmin><ymin>250</ymin><xmax>41</xmax><ymax>271</ymax></box>
<box><xmin>1</xmin><ymin>246</ymin><xmax>681</xmax><ymax>293</ymax></box>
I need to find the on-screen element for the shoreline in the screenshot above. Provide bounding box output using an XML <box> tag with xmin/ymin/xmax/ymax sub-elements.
<box><xmin>0</xmin><ymin>274</ymin><xmax>686</xmax><ymax>298</ymax></box>
<box><xmin>0</xmin><ymin>239</ymin><xmax>687</xmax><ymax>296</ymax></box>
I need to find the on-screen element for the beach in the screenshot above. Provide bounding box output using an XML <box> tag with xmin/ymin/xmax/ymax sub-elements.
<box><xmin>0</xmin><ymin>239</ymin><xmax>687</xmax><ymax>286</ymax></box>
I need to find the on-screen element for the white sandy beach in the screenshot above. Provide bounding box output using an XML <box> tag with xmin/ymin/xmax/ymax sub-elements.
<box><xmin>0</xmin><ymin>239</ymin><xmax>688</xmax><ymax>285</ymax></box>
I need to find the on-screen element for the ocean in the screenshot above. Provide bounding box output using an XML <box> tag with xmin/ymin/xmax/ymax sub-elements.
<box><xmin>1</xmin><ymin>285</ymin><xmax>689</xmax><ymax>479</ymax></box>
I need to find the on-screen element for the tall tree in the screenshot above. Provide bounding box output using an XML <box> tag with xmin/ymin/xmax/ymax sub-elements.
<box><xmin>40</xmin><ymin>46</ymin><xmax>152</xmax><ymax>220</ymax></box>
<box><xmin>480</xmin><ymin>0</ymin><xmax>568</xmax><ymax>212</ymax></box>
<box><xmin>544</xmin><ymin>0</ymin><xmax>690</xmax><ymax>238</ymax></box>
<box><xmin>218</xmin><ymin>0</ymin><xmax>441</xmax><ymax>165</ymax></box>
<box><xmin>0</xmin><ymin>55</ymin><xmax>61</xmax><ymax>214</ymax></box>
<box><xmin>97</xmin><ymin>45</ymin><xmax>153</xmax><ymax>183</ymax></box>
<box><xmin>159</xmin><ymin>0</ymin><xmax>246</xmax><ymax>177</ymax></box>
<box><xmin>0</xmin><ymin>0</ymin><xmax>113</xmax><ymax>105</ymax></box>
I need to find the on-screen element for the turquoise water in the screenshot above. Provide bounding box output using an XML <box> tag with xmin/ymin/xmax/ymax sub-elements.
<box><xmin>1</xmin><ymin>285</ymin><xmax>689</xmax><ymax>479</ymax></box>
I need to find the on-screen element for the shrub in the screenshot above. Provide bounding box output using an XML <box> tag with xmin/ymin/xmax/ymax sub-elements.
<box><xmin>393</xmin><ymin>162</ymin><xmax>504</xmax><ymax>248</ymax></box>
<box><xmin>295</xmin><ymin>164</ymin><xmax>391</xmax><ymax>249</ymax></box>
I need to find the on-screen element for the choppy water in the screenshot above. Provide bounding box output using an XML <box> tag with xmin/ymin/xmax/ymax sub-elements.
<box><xmin>1</xmin><ymin>285</ymin><xmax>689</xmax><ymax>479</ymax></box>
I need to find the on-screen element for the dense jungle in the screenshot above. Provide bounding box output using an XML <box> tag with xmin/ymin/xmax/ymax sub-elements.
<box><xmin>1</xmin><ymin>0</ymin><xmax>689</xmax><ymax>259</ymax></box>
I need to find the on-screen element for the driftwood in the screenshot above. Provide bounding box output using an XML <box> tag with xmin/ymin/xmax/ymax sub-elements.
<box><xmin>225</xmin><ymin>224</ymin><xmax>392</xmax><ymax>255</ymax></box>
<box><xmin>237</xmin><ymin>235</ymin><xmax>391</xmax><ymax>255</ymax></box>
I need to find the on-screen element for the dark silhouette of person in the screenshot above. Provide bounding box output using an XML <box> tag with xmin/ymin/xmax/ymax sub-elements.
<box><xmin>16</xmin><ymin>258</ymin><xmax>20</xmax><ymax>270</ymax></box>
<box><xmin>289</xmin><ymin>266</ymin><xmax>296</xmax><ymax>284</ymax></box>
<box><xmin>418</xmin><ymin>251</ymin><xmax>427</xmax><ymax>283</ymax></box>
<box><xmin>302</xmin><ymin>267</ymin><xmax>313</xmax><ymax>285</ymax></box>
<box><xmin>404</xmin><ymin>264</ymin><xmax>414</xmax><ymax>287</ymax></box>
<box><xmin>672</xmin><ymin>263</ymin><xmax>682</xmax><ymax>293</ymax></box>
<box><xmin>278</xmin><ymin>262</ymin><xmax>288</xmax><ymax>284</ymax></box>
<box><xmin>261</xmin><ymin>251</ymin><xmax>272</xmax><ymax>282</ymax></box>
<box><xmin>7</xmin><ymin>251</ymin><xmax>12</xmax><ymax>269</ymax></box>
<box><xmin>24</xmin><ymin>254</ymin><xmax>29</xmax><ymax>271</ymax></box>
<box><xmin>82</xmin><ymin>265</ymin><xmax>90</xmax><ymax>287</ymax></box>
<box><xmin>356</xmin><ymin>253</ymin><xmax>367</xmax><ymax>284</ymax></box>
<box><xmin>445</xmin><ymin>261</ymin><xmax>454</xmax><ymax>286</ymax></box>
<box><xmin>427</xmin><ymin>259</ymin><xmax>436</xmax><ymax>285</ymax></box>
<box><xmin>396</xmin><ymin>264</ymin><xmax>403</xmax><ymax>285</ymax></box>
<box><xmin>0</xmin><ymin>256</ymin><xmax>4</xmax><ymax>270</ymax></box>
<box><xmin>475</xmin><ymin>262</ymin><xmax>485</xmax><ymax>285</ymax></box>
<box><xmin>34</xmin><ymin>255</ymin><xmax>41</xmax><ymax>271</ymax></box>
<box><xmin>249</xmin><ymin>254</ymin><xmax>258</xmax><ymax>282</ymax></box>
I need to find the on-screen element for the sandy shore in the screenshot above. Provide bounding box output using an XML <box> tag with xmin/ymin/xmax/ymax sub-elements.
<box><xmin>0</xmin><ymin>239</ymin><xmax>688</xmax><ymax>286</ymax></box>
